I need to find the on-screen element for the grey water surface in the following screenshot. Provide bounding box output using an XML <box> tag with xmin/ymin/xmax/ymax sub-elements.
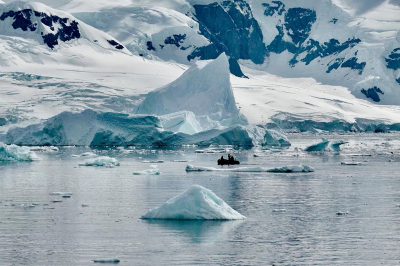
<box><xmin>1</xmin><ymin>134</ymin><xmax>400</xmax><ymax>265</ymax></box>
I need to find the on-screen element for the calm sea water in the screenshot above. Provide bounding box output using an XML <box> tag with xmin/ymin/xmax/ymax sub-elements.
<box><xmin>0</xmin><ymin>134</ymin><xmax>400</xmax><ymax>265</ymax></box>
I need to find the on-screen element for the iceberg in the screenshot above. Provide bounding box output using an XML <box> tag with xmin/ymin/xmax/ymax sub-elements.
<box><xmin>141</xmin><ymin>185</ymin><xmax>245</xmax><ymax>220</ymax></box>
<box><xmin>136</xmin><ymin>54</ymin><xmax>240</xmax><ymax>122</ymax></box>
<box><xmin>305</xmin><ymin>139</ymin><xmax>330</xmax><ymax>152</ymax></box>
<box><xmin>0</xmin><ymin>143</ymin><xmax>39</xmax><ymax>162</ymax></box>
<box><xmin>262</xmin><ymin>129</ymin><xmax>291</xmax><ymax>149</ymax></box>
<box><xmin>79</xmin><ymin>156</ymin><xmax>120</xmax><ymax>167</ymax></box>
<box><xmin>4</xmin><ymin>110</ymin><xmax>253</xmax><ymax>148</ymax></box>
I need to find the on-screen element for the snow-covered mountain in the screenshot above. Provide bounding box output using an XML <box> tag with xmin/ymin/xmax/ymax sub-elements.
<box><xmin>1</xmin><ymin>0</ymin><xmax>400</xmax><ymax>147</ymax></box>
<box><xmin>56</xmin><ymin>0</ymin><xmax>400</xmax><ymax>104</ymax></box>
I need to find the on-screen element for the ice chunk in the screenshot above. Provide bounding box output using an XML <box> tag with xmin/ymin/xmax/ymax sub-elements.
<box><xmin>185</xmin><ymin>165</ymin><xmax>314</xmax><ymax>173</ymax></box>
<box><xmin>262</xmin><ymin>129</ymin><xmax>291</xmax><ymax>148</ymax></box>
<box><xmin>266</xmin><ymin>165</ymin><xmax>315</xmax><ymax>173</ymax></box>
<box><xmin>185</xmin><ymin>165</ymin><xmax>217</xmax><ymax>172</ymax></box>
<box><xmin>79</xmin><ymin>156</ymin><xmax>120</xmax><ymax>167</ymax></box>
<box><xmin>341</xmin><ymin>162</ymin><xmax>363</xmax><ymax>166</ymax></box>
<box><xmin>305</xmin><ymin>139</ymin><xmax>330</xmax><ymax>152</ymax></box>
<box><xmin>141</xmin><ymin>185</ymin><xmax>245</xmax><ymax>220</ymax></box>
<box><xmin>133</xmin><ymin>167</ymin><xmax>160</xmax><ymax>175</ymax></box>
<box><xmin>0</xmin><ymin>143</ymin><xmax>39</xmax><ymax>162</ymax></box>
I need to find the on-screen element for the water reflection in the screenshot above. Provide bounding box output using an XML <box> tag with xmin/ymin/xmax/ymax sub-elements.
<box><xmin>144</xmin><ymin>220</ymin><xmax>244</xmax><ymax>244</ymax></box>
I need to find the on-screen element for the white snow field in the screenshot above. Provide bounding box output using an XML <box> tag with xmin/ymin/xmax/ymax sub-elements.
<box><xmin>231</xmin><ymin>68</ymin><xmax>400</xmax><ymax>125</ymax></box>
<box><xmin>141</xmin><ymin>185</ymin><xmax>246</xmax><ymax>220</ymax></box>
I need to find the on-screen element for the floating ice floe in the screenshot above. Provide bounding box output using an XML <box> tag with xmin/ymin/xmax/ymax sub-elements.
<box><xmin>341</xmin><ymin>162</ymin><xmax>363</xmax><ymax>166</ymax></box>
<box><xmin>185</xmin><ymin>165</ymin><xmax>264</xmax><ymax>172</ymax></box>
<box><xmin>79</xmin><ymin>156</ymin><xmax>120</xmax><ymax>167</ymax></box>
<box><xmin>141</xmin><ymin>185</ymin><xmax>245</xmax><ymax>220</ymax></box>
<box><xmin>133</xmin><ymin>167</ymin><xmax>160</xmax><ymax>175</ymax></box>
<box><xmin>267</xmin><ymin>165</ymin><xmax>315</xmax><ymax>173</ymax></box>
<box><xmin>185</xmin><ymin>164</ymin><xmax>314</xmax><ymax>173</ymax></box>
<box><xmin>0</xmin><ymin>142</ymin><xmax>39</xmax><ymax>162</ymax></box>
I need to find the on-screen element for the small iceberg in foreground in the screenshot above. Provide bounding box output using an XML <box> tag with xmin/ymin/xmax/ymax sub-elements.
<box><xmin>0</xmin><ymin>143</ymin><xmax>39</xmax><ymax>162</ymax></box>
<box><xmin>79</xmin><ymin>156</ymin><xmax>120</xmax><ymax>167</ymax></box>
<box><xmin>185</xmin><ymin>165</ymin><xmax>314</xmax><ymax>173</ymax></box>
<box><xmin>141</xmin><ymin>185</ymin><xmax>245</xmax><ymax>220</ymax></box>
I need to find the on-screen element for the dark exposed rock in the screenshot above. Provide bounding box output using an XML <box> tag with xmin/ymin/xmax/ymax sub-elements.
<box><xmin>361</xmin><ymin>87</ymin><xmax>384</xmax><ymax>102</ymax></box>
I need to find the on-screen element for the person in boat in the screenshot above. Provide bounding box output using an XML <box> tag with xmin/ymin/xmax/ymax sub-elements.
<box><xmin>228</xmin><ymin>154</ymin><xmax>234</xmax><ymax>164</ymax></box>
